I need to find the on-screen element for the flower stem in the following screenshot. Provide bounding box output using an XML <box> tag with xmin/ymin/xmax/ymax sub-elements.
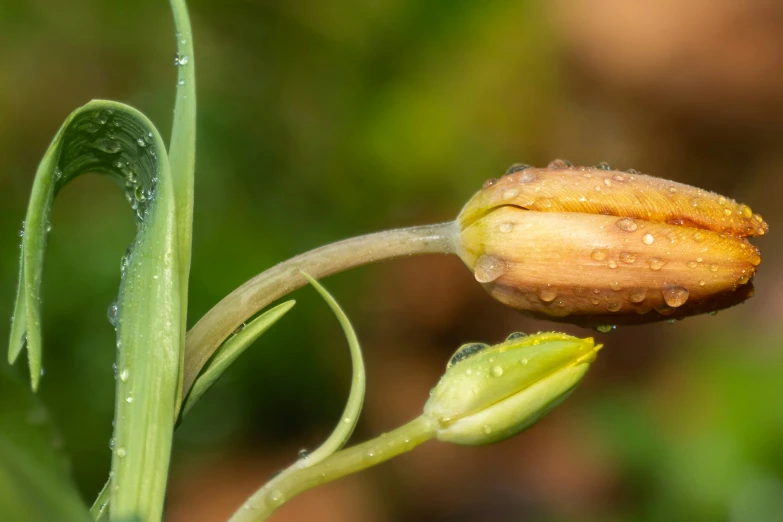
<box><xmin>228</xmin><ymin>415</ymin><xmax>438</xmax><ymax>522</ymax></box>
<box><xmin>181</xmin><ymin>221</ymin><xmax>459</xmax><ymax>401</ymax></box>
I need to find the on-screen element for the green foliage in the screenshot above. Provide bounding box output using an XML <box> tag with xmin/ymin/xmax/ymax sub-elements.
<box><xmin>0</xmin><ymin>367</ymin><xmax>90</xmax><ymax>522</ymax></box>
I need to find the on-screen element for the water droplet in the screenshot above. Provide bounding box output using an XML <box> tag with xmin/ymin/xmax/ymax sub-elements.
<box><xmin>107</xmin><ymin>302</ymin><xmax>119</xmax><ymax>328</ymax></box>
<box><xmin>608</xmin><ymin>259</ymin><xmax>618</xmax><ymax>269</ymax></box>
<box><xmin>506</xmin><ymin>332</ymin><xmax>527</xmax><ymax>341</ymax></box>
<box><xmin>137</xmin><ymin>138</ymin><xmax>146</xmax><ymax>147</ymax></box>
<box><xmin>503</xmin><ymin>189</ymin><xmax>519</xmax><ymax>199</ymax></box>
<box><xmin>594</xmin><ymin>161</ymin><xmax>611</xmax><ymax>170</ymax></box>
<box><xmin>548</xmin><ymin>159</ymin><xmax>572</xmax><ymax>168</ymax></box>
<box><xmin>737</xmin><ymin>274</ymin><xmax>750</xmax><ymax>285</ymax></box>
<box><xmin>116</xmin><ymin>447</ymin><xmax>126</xmax><ymax>458</ymax></box>
<box><xmin>343</xmin><ymin>417</ymin><xmax>352</xmax><ymax>424</ymax></box>
<box><xmin>687</xmin><ymin>260</ymin><xmax>698</xmax><ymax>269</ymax></box>
<box><xmin>519</xmin><ymin>357</ymin><xmax>528</xmax><ymax>366</ymax></box>
<box><xmin>449</xmin><ymin>343</ymin><xmax>489</xmax><ymax>367</ymax></box>
<box><xmin>718</xmin><ymin>196</ymin><xmax>726</xmax><ymax>205</ymax></box>
<box><xmin>54</xmin><ymin>168</ymin><xmax>63</xmax><ymax>181</ymax></box>
<box><xmin>483</xmin><ymin>178</ymin><xmax>497</xmax><ymax>188</ymax></box>
<box><xmin>178</xmin><ymin>79</ymin><xmax>185</xmax><ymax>85</ymax></box>
<box><xmin>596</xmin><ymin>325</ymin><xmax>615</xmax><ymax>333</ymax></box>
<box><xmin>474</xmin><ymin>254</ymin><xmax>507</xmax><ymax>283</ymax></box>
<box><xmin>627</xmin><ymin>168</ymin><xmax>639</xmax><ymax>175</ymax></box>
<box><xmin>691</xmin><ymin>198</ymin><xmax>700</xmax><ymax>208</ymax></box>
<box><xmin>297</xmin><ymin>449</ymin><xmax>309</xmax><ymax>460</ymax></box>
<box><xmin>607</xmin><ymin>301</ymin><xmax>622</xmax><ymax>312</ymax></box>
<box><xmin>109</xmin><ymin>438</ymin><xmax>115</xmax><ymax>451</ymax></box>
<box><xmin>619</xmin><ymin>252</ymin><xmax>636</xmax><ymax>264</ymax></box>
<box><xmin>482</xmin><ymin>425</ymin><xmax>492</xmax><ymax>435</ymax></box>
<box><xmin>642</xmin><ymin>233</ymin><xmax>655</xmax><ymax>245</ymax></box>
<box><xmin>610</xmin><ymin>281</ymin><xmax>621</xmax><ymax>291</ymax></box>
<box><xmin>498</xmin><ymin>222</ymin><xmax>514</xmax><ymax>233</ymax></box>
<box><xmin>591</xmin><ymin>249</ymin><xmax>608</xmax><ymax>261</ymax></box>
<box><xmin>119</xmin><ymin>368</ymin><xmax>129</xmax><ymax>382</ymax></box>
<box><xmin>662</xmin><ymin>285</ymin><xmax>689</xmax><ymax>307</ymax></box>
<box><xmin>538</xmin><ymin>286</ymin><xmax>557</xmax><ymax>302</ymax></box>
<box><xmin>616</xmin><ymin>218</ymin><xmax>638</xmax><ymax>232</ymax></box>
<box><xmin>613</xmin><ymin>174</ymin><xmax>626</xmax><ymax>182</ymax></box>
<box><xmin>699</xmin><ymin>280</ymin><xmax>706</xmax><ymax>286</ymax></box>
<box><xmin>504</xmin><ymin>163</ymin><xmax>531</xmax><ymax>176</ymax></box>
<box><xmin>125</xmin><ymin>396</ymin><xmax>133</xmax><ymax>404</ymax></box>
<box><xmin>267</xmin><ymin>490</ymin><xmax>285</xmax><ymax>507</ymax></box>
<box><xmin>647</xmin><ymin>257</ymin><xmax>665</xmax><ymax>270</ymax></box>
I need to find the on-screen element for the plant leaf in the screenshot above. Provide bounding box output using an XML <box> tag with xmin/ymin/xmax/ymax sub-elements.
<box><xmin>0</xmin><ymin>368</ymin><xmax>90</xmax><ymax>521</ymax></box>
<box><xmin>168</xmin><ymin>0</ymin><xmax>197</xmax><ymax>409</ymax></box>
<box><xmin>7</xmin><ymin>99</ymin><xmax>181</xmax><ymax>522</ymax></box>
<box><xmin>297</xmin><ymin>272</ymin><xmax>365</xmax><ymax>466</ymax></box>
<box><xmin>181</xmin><ymin>300</ymin><xmax>296</xmax><ymax>418</ymax></box>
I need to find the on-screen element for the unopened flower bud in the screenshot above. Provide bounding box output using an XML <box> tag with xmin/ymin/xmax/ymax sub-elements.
<box><xmin>424</xmin><ymin>332</ymin><xmax>600</xmax><ymax>445</ymax></box>
<box><xmin>457</xmin><ymin>162</ymin><xmax>768</xmax><ymax>327</ymax></box>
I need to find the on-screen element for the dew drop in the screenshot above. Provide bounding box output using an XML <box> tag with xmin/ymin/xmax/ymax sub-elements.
<box><xmin>136</xmin><ymin>138</ymin><xmax>146</xmax><ymax>147</ymax></box>
<box><xmin>267</xmin><ymin>490</ymin><xmax>285</xmax><ymax>507</ymax></box>
<box><xmin>498</xmin><ymin>222</ymin><xmax>514</xmax><ymax>233</ymax></box>
<box><xmin>482</xmin><ymin>178</ymin><xmax>497</xmax><ymax>188</ymax></box>
<box><xmin>647</xmin><ymin>257</ymin><xmax>665</xmax><ymax>270</ymax></box>
<box><xmin>610</xmin><ymin>281</ymin><xmax>621</xmax><ymax>291</ymax></box>
<box><xmin>109</xmin><ymin>438</ymin><xmax>115</xmax><ymax>451</ymax></box>
<box><xmin>607</xmin><ymin>301</ymin><xmax>622</xmax><ymax>312</ymax></box>
<box><xmin>54</xmin><ymin>168</ymin><xmax>63</xmax><ymax>181</ymax></box>
<box><xmin>503</xmin><ymin>189</ymin><xmax>519</xmax><ymax>199</ymax></box>
<box><xmin>596</xmin><ymin>325</ymin><xmax>615</xmax><ymax>333</ymax></box>
<box><xmin>687</xmin><ymin>260</ymin><xmax>698</xmax><ymax>269</ymax></box>
<box><xmin>119</xmin><ymin>368</ymin><xmax>129</xmax><ymax>383</ymax></box>
<box><xmin>474</xmin><ymin>255</ymin><xmax>507</xmax><ymax>283</ymax></box>
<box><xmin>547</xmin><ymin>159</ymin><xmax>572</xmax><ymax>168</ymax></box>
<box><xmin>125</xmin><ymin>395</ymin><xmax>133</xmax><ymax>404</ymax></box>
<box><xmin>538</xmin><ymin>286</ymin><xmax>557</xmax><ymax>302</ymax></box>
<box><xmin>449</xmin><ymin>343</ymin><xmax>489</xmax><ymax>367</ymax></box>
<box><xmin>591</xmin><ymin>249</ymin><xmax>608</xmax><ymax>261</ymax></box>
<box><xmin>519</xmin><ymin>358</ymin><xmax>528</xmax><ymax>366</ymax></box>
<box><xmin>116</xmin><ymin>447</ymin><xmax>126</xmax><ymax>458</ymax></box>
<box><xmin>709</xmin><ymin>264</ymin><xmax>719</xmax><ymax>272</ymax></box>
<box><xmin>491</xmin><ymin>366</ymin><xmax>504</xmax><ymax>377</ymax></box>
<box><xmin>504</xmin><ymin>163</ymin><xmax>531</xmax><ymax>176</ymax></box>
<box><xmin>297</xmin><ymin>449</ymin><xmax>309</xmax><ymax>460</ymax></box>
<box><xmin>642</xmin><ymin>233</ymin><xmax>655</xmax><ymax>245</ymax></box>
<box><xmin>699</xmin><ymin>280</ymin><xmax>706</xmax><ymax>286</ymax></box>
<box><xmin>608</xmin><ymin>259</ymin><xmax>618</xmax><ymax>269</ymax></box>
<box><xmin>662</xmin><ymin>285</ymin><xmax>689</xmax><ymax>307</ymax></box>
<box><xmin>594</xmin><ymin>161</ymin><xmax>611</xmax><ymax>170</ymax></box>
<box><xmin>619</xmin><ymin>252</ymin><xmax>636</xmax><ymax>264</ymax></box>
<box><xmin>506</xmin><ymin>332</ymin><xmax>527</xmax><ymax>341</ymax></box>
<box><xmin>616</xmin><ymin>218</ymin><xmax>638</xmax><ymax>232</ymax></box>
<box><xmin>178</xmin><ymin>79</ymin><xmax>186</xmax><ymax>86</ymax></box>
<box><xmin>343</xmin><ymin>417</ymin><xmax>352</xmax><ymax>424</ymax></box>
<box><xmin>482</xmin><ymin>425</ymin><xmax>492</xmax><ymax>435</ymax></box>
<box><xmin>107</xmin><ymin>302</ymin><xmax>119</xmax><ymax>328</ymax></box>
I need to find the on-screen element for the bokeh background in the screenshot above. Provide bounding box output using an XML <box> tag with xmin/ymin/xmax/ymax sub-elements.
<box><xmin>2</xmin><ymin>0</ymin><xmax>783</xmax><ymax>520</ymax></box>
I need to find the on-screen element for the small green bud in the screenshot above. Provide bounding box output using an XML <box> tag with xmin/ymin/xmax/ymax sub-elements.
<box><xmin>424</xmin><ymin>332</ymin><xmax>601</xmax><ymax>445</ymax></box>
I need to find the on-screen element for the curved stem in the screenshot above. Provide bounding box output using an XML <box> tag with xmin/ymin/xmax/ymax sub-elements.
<box><xmin>229</xmin><ymin>415</ymin><xmax>438</xmax><ymax>522</ymax></box>
<box><xmin>182</xmin><ymin>221</ymin><xmax>459</xmax><ymax>400</ymax></box>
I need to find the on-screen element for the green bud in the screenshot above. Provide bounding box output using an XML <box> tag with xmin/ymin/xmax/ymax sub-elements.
<box><xmin>423</xmin><ymin>332</ymin><xmax>601</xmax><ymax>445</ymax></box>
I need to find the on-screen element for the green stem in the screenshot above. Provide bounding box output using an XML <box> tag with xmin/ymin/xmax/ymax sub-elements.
<box><xmin>181</xmin><ymin>221</ymin><xmax>459</xmax><ymax>403</ymax></box>
<box><xmin>228</xmin><ymin>415</ymin><xmax>438</xmax><ymax>522</ymax></box>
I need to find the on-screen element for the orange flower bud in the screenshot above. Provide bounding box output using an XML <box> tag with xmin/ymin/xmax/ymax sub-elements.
<box><xmin>457</xmin><ymin>161</ymin><xmax>767</xmax><ymax>327</ymax></box>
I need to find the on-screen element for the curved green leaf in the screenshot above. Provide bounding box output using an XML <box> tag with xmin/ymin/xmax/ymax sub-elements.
<box><xmin>298</xmin><ymin>272</ymin><xmax>365</xmax><ymax>466</ymax></box>
<box><xmin>7</xmin><ymin>99</ymin><xmax>181</xmax><ymax>522</ymax></box>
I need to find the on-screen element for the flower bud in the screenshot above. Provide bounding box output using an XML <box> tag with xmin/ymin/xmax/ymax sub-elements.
<box><xmin>457</xmin><ymin>161</ymin><xmax>768</xmax><ymax>327</ymax></box>
<box><xmin>424</xmin><ymin>332</ymin><xmax>600</xmax><ymax>445</ymax></box>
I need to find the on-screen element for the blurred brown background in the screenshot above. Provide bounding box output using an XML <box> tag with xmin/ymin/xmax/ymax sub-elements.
<box><xmin>1</xmin><ymin>0</ymin><xmax>782</xmax><ymax>521</ymax></box>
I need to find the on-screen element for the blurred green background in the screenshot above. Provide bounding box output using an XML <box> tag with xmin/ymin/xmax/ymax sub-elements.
<box><xmin>2</xmin><ymin>0</ymin><xmax>782</xmax><ymax>520</ymax></box>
